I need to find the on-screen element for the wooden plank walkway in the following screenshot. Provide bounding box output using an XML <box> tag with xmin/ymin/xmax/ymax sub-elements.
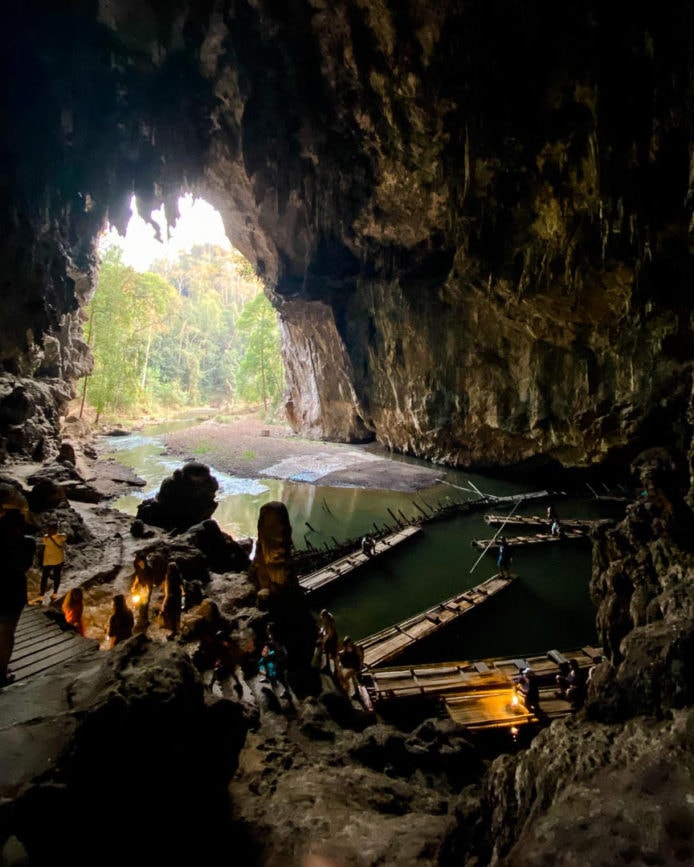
<box><xmin>471</xmin><ymin>528</ymin><xmax>590</xmax><ymax>549</ymax></box>
<box><xmin>7</xmin><ymin>606</ymin><xmax>99</xmax><ymax>686</ymax></box>
<box><xmin>299</xmin><ymin>525</ymin><xmax>422</xmax><ymax>594</ymax></box>
<box><xmin>483</xmin><ymin>514</ymin><xmax>613</xmax><ymax>531</ymax></box>
<box><xmin>363</xmin><ymin>646</ymin><xmax>602</xmax><ymax>731</ymax></box>
<box><xmin>360</xmin><ymin>572</ymin><xmax>516</xmax><ymax>670</ymax></box>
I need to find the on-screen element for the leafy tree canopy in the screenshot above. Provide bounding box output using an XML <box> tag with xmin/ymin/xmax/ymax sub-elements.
<box><xmin>82</xmin><ymin>241</ymin><xmax>285</xmax><ymax>421</ymax></box>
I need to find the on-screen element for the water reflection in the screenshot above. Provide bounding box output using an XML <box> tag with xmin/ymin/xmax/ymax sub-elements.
<box><xmin>99</xmin><ymin>420</ymin><xmax>621</xmax><ymax>661</ymax></box>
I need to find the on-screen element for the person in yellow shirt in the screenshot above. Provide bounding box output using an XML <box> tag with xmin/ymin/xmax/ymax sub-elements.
<box><xmin>38</xmin><ymin>522</ymin><xmax>67</xmax><ymax>602</ymax></box>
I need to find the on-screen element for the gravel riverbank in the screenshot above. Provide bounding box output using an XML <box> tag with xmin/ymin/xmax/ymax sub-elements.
<box><xmin>162</xmin><ymin>417</ymin><xmax>442</xmax><ymax>492</ymax></box>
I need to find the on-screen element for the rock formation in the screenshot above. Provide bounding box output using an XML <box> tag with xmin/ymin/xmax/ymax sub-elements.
<box><xmin>136</xmin><ymin>461</ymin><xmax>219</xmax><ymax>531</ymax></box>
<box><xmin>252</xmin><ymin>500</ymin><xmax>295</xmax><ymax>591</ymax></box>
<box><xmin>0</xmin><ymin>636</ymin><xmax>249</xmax><ymax>864</ymax></box>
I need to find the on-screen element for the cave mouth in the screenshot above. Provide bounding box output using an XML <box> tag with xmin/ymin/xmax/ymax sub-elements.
<box><xmin>81</xmin><ymin>194</ymin><xmax>286</xmax><ymax>425</ymax></box>
<box><xmin>99</xmin><ymin>194</ymin><xmax>230</xmax><ymax>273</ymax></box>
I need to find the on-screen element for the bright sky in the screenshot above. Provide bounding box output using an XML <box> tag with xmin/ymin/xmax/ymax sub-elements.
<box><xmin>99</xmin><ymin>193</ymin><xmax>231</xmax><ymax>272</ymax></box>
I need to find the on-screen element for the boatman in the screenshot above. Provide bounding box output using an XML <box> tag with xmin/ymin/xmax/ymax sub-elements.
<box><xmin>497</xmin><ymin>537</ymin><xmax>512</xmax><ymax>578</ymax></box>
<box><xmin>361</xmin><ymin>535</ymin><xmax>376</xmax><ymax>557</ymax></box>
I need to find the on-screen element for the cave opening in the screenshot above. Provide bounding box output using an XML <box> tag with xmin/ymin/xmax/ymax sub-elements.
<box><xmin>81</xmin><ymin>194</ymin><xmax>286</xmax><ymax>426</ymax></box>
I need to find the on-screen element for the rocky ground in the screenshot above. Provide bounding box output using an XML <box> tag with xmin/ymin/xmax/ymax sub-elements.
<box><xmin>161</xmin><ymin>416</ymin><xmax>443</xmax><ymax>492</ymax></box>
<box><xmin>1</xmin><ymin>426</ymin><xmax>693</xmax><ymax>866</ymax></box>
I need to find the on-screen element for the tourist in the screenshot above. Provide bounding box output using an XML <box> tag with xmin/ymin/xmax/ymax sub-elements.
<box><xmin>107</xmin><ymin>593</ymin><xmax>134</xmax><ymax>647</ymax></box>
<box><xmin>565</xmin><ymin>658</ymin><xmax>587</xmax><ymax>707</ymax></box>
<box><xmin>130</xmin><ymin>554</ymin><xmax>153</xmax><ymax>635</ymax></box>
<box><xmin>37</xmin><ymin>521</ymin><xmax>67</xmax><ymax>603</ymax></box>
<box><xmin>0</xmin><ymin>510</ymin><xmax>36</xmax><ymax>687</ymax></box>
<box><xmin>337</xmin><ymin>636</ymin><xmax>364</xmax><ymax>699</ymax></box>
<box><xmin>318</xmin><ymin>608</ymin><xmax>338</xmax><ymax>675</ymax></box>
<box><xmin>555</xmin><ymin>661</ymin><xmax>571</xmax><ymax>698</ymax></box>
<box><xmin>266</xmin><ymin>622</ymin><xmax>289</xmax><ymax>687</ymax></box>
<box><xmin>210</xmin><ymin>629</ymin><xmax>244</xmax><ymax>695</ymax></box>
<box><xmin>546</xmin><ymin>504</ymin><xmax>559</xmax><ymax>531</ymax></box>
<box><xmin>515</xmin><ymin>668</ymin><xmax>540</xmax><ymax>714</ymax></box>
<box><xmin>158</xmin><ymin>561</ymin><xmax>184</xmax><ymax>640</ymax></box>
<box><xmin>556</xmin><ymin>658</ymin><xmax>586</xmax><ymax>707</ymax></box>
<box><xmin>497</xmin><ymin>537</ymin><xmax>512</xmax><ymax>577</ymax></box>
<box><xmin>62</xmin><ymin>587</ymin><xmax>85</xmax><ymax>636</ymax></box>
<box><xmin>258</xmin><ymin>642</ymin><xmax>278</xmax><ymax>685</ymax></box>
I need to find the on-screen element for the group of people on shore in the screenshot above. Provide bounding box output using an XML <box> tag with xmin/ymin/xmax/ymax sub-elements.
<box><xmin>0</xmin><ymin>502</ymin><xmax>192</xmax><ymax>688</ymax></box>
<box><xmin>312</xmin><ymin>608</ymin><xmax>365</xmax><ymax>701</ymax></box>
<box><xmin>0</xmin><ymin>510</ymin><xmax>87</xmax><ymax>686</ymax></box>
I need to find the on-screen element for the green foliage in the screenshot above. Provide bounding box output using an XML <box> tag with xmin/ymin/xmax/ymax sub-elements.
<box><xmin>84</xmin><ymin>238</ymin><xmax>284</xmax><ymax>420</ymax></box>
<box><xmin>235</xmin><ymin>292</ymin><xmax>285</xmax><ymax>413</ymax></box>
<box><xmin>84</xmin><ymin>247</ymin><xmax>178</xmax><ymax>420</ymax></box>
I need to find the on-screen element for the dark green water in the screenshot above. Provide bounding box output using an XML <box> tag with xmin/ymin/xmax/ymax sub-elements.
<box><xmin>101</xmin><ymin>420</ymin><xmax>624</xmax><ymax>663</ymax></box>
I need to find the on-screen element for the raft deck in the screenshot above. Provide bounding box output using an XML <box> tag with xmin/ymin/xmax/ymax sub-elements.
<box><xmin>360</xmin><ymin>572</ymin><xmax>516</xmax><ymax>670</ymax></box>
<box><xmin>471</xmin><ymin>528</ymin><xmax>590</xmax><ymax>549</ymax></box>
<box><xmin>363</xmin><ymin>645</ymin><xmax>603</xmax><ymax>730</ymax></box>
<box><xmin>299</xmin><ymin>525</ymin><xmax>422</xmax><ymax>594</ymax></box>
<box><xmin>483</xmin><ymin>514</ymin><xmax>613</xmax><ymax>530</ymax></box>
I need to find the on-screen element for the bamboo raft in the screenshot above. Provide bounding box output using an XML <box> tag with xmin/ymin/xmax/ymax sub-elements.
<box><xmin>363</xmin><ymin>645</ymin><xmax>603</xmax><ymax>731</ymax></box>
<box><xmin>298</xmin><ymin>525</ymin><xmax>422</xmax><ymax>594</ymax></box>
<box><xmin>294</xmin><ymin>489</ymin><xmax>567</xmax><ymax>583</ymax></box>
<box><xmin>360</xmin><ymin>572</ymin><xmax>517</xmax><ymax>670</ymax></box>
<box><xmin>471</xmin><ymin>528</ymin><xmax>590</xmax><ymax>549</ymax></box>
<box><xmin>483</xmin><ymin>514</ymin><xmax>613</xmax><ymax>531</ymax></box>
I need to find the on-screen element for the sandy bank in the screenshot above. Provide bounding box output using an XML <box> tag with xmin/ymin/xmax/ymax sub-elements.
<box><xmin>162</xmin><ymin>418</ymin><xmax>442</xmax><ymax>492</ymax></box>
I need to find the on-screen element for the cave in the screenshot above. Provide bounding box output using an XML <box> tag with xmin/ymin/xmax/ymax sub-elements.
<box><xmin>4</xmin><ymin>0</ymin><xmax>694</xmax><ymax>475</ymax></box>
<box><xmin>3</xmin><ymin>2</ymin><xmax>694</xmax><ymax>865</ymax></box>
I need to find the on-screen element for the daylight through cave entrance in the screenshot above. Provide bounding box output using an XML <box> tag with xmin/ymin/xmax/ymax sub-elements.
<box><xmin>81</xmin><ymin>195</ymin><xmax>285</xmax><ymax>426</ymax></box>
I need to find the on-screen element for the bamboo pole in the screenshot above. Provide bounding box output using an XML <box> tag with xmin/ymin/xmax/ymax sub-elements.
<box><xmin>469</xmin><ymin>497</ymin><xmax>525</xmax><ymax>574</ymax></box>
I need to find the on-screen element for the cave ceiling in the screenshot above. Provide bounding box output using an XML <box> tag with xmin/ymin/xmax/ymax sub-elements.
<box><xmin>2</xmin><ymin>0</ymin><xmax>694</xmax><ymax>472</ymax></box>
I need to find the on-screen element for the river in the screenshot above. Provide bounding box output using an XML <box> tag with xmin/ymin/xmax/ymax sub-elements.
<box><xmin>99</xmin><ymin>419</ymin><xmax>625</xmax><ymax>662</ymax></box>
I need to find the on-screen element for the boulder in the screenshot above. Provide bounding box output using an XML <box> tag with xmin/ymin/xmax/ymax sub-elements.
<box><xmin>136</xmin><ymin>462</ymin><xmax>219</xmax><ymax>532</ymax></box>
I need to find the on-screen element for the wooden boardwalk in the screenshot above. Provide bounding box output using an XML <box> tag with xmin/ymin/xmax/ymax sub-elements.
<box><xmin>360</xmin><ymin>572</ymin><xmax>516</xmax><ymax>670</ymax></box>
<box><xmin>483</xmin><ymin>514</ymin><xmax>612</xmax><ymax>531</ymax></box>
<box><xmin>363</xmin><ymin>645</ymin><xmax>603</xmax><ymax>731</ymax></box>
<box><xmin>299</xmin><ymin>525</ymin><xmax>422</xmax><ymax>594</ymax></box>
<box><xmin>471</xmin><ymin>528</ymin><xmax>590</xmax><ymax>549</ymax></box>
<box><xmin>7</xmin><ymin>606</ymin><xmax>99</xmax><ymax>686</ymax></box>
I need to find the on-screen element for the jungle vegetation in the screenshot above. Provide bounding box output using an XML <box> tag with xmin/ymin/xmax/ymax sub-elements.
<box><xmin>82</xmin><ymin>244</ymin><xmax>285</xmax><ymax>422</ymax></box>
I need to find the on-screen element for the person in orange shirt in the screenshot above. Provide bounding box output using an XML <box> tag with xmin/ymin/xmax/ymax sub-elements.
<box><xmin>38</xmin><ymin>522</ymin><xmax>67</xmax><ymax>602</ymax></box>
<box><xmin>61</xmin><ymin>587</ymin><xmax>84</xmax><ymax>636</ymax></box>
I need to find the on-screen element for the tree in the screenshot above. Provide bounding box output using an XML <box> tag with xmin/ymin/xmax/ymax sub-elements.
<box><xmin>235</xmin><ymin>292</ymin><xmax>285</xmax><ymax>413</ymax></box>
<box><xmin>83</xmin><ymin>247</ymin><xmax>178</xmax><ymax>420</ymax></box>
<box><xmin>149</xmin><ymin>244</ymin><xmax>263</xmax><ymax>406</ymax></box>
